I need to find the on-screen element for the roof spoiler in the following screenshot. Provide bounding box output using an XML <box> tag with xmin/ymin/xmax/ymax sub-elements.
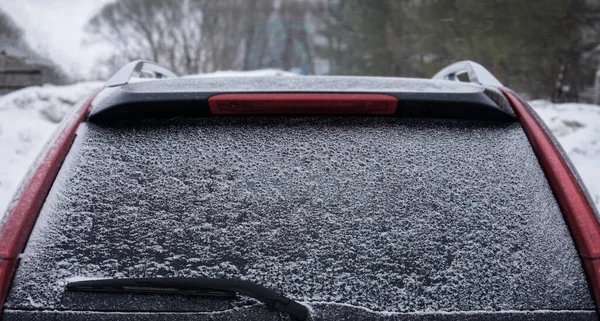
<box><xmin>91</xmin><ymin>60</ymin><xmax>514</xmax><ymax>122</ymax></box>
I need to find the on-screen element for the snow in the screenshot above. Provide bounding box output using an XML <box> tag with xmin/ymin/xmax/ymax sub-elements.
<box><xmin>183</xmin><ymin>69</ymin><xmax>299</xmax><ymax>78</ymax></box>
<box><xmin>529</xmin><ymin>100</ymin><xmax>600</xmax><ymax>208</ymax></box>
<box><xmin>120</xmin><ymin>75</ymin><xmax>484</xmax><ymax>94</ymax></box>
<box><xmin>6</xmin><ymin>117</ymin><xmax>590</xmax><ymax>313</ymax></box>
<box><xmin>0</xmin><ymin>82</ymin><xmax>102</xmax><ymax>216</ymax></box>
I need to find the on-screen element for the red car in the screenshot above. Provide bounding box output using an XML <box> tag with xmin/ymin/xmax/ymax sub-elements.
<box><xmin>0</xmin><ymin>60</ymin><xmax>598</xmax><ymax>320</ymax></box>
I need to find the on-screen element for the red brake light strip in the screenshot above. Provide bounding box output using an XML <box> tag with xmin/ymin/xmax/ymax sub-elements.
<box><xmin>208</xmin><ymin>93</ymin><xmax>398</xmax><ymax>115</ymax></box>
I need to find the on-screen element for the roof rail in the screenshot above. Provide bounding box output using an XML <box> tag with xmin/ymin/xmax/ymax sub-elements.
<box><xmin>105</xmin><ymin>60</ymin><xmax>178</xmax><ymax>87</ymax></box>
<box><xmin>433</xmin><ymin>61</ymin><xmax>502</xmax><ymax>87</ymax></box>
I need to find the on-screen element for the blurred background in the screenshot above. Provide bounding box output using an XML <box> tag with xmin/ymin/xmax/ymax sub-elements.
<box><xmin>2</xmin><ymin>0</ymin><xmax>600</xmax><ymax>101</ymax></box>
<box><xmin>0</xmin><ymin>0</ymin><xmax>599</xmax><ymax>214</ymax></box>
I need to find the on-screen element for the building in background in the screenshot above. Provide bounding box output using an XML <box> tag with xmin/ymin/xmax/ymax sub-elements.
<box><xmin>0</xmin><ymin>9</ymin><xmax>64</xmax><ymax>95</ymax></box>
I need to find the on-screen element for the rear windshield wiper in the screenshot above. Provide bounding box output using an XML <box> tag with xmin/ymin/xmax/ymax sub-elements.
<box><xmin>66</xmin><ymin>277</ymin><xmax>308</xmax><ymax>320</ymax></box>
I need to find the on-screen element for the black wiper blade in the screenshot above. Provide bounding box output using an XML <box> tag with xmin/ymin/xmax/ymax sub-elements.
<box><xmin>66</xmin><ymin>277</ymin><xmax>309</xmax><ymax>321</ymax></box>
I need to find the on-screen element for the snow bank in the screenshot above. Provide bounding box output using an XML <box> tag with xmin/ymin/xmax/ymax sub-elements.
<box><xmin>0</xmin><ymin>82</ymin><xmax>102</xmax><ymax>216</ymax></box>
<box><xmin>530</xmin><ymin>100</ymin><xmax>600</xmax><ymax>209</ymax></box>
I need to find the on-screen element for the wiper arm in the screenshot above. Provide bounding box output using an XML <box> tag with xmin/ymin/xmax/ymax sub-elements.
<box><xmin>66</xmin><ymin>277</ymin><xmax>308</xmax><ymax>321</ymax></box>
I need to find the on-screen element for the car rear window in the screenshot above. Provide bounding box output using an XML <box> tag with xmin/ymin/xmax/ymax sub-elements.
<box><xmin>4</xmin><ymin>116</ymin><xmax>594</xmax><ymax>319</ymax></box>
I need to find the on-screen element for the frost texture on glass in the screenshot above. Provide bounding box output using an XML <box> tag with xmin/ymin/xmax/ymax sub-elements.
<box><xmin>6</xmin><ymin>117</ymin><xmax>594</xmax><ymax>316</ymax></box>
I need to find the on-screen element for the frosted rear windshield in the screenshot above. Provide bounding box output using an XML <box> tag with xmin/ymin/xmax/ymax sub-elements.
<box><xmin>5</xmin><ymin>116</ymin><xmax>594</xmax><ymax>320</ymax></box>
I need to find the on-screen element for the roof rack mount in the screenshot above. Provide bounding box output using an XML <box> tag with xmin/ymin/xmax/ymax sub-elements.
<box><xmin>433</xmin><ymin>60</ymin><xmax>502</xmax><ymax>87</ymax></box>
<box><xmin>105</xmin><ymin>60</ymin><xmax>178</xmax><ymax>87</ymax></box>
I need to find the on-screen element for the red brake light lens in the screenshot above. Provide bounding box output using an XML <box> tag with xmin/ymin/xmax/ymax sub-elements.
<box><xmin>208</xmin><ymin>93</ymin><xmax>398</xmax><ymax>115</ymax></box>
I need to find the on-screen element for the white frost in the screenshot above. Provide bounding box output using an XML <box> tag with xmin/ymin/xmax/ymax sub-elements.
<box><xmin>183</xmin><ymin>69</ymin><xmax>298</xmax><ymax>78</ymax></box>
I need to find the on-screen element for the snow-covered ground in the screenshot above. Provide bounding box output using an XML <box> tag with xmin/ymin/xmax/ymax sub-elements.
<box><xmin>0</xmin><ymin>82</ymin><xmax>102</xmax><ymax>216</ymax></box>
<box><xmin>0</xmin><ymin>83</ymin><xmax>598</xmax><ymax>218</ymax></box>
<box><xmin>530</xmin><ymin>100</ymin><xmax>600</xmax><ymax>208</ymax></box>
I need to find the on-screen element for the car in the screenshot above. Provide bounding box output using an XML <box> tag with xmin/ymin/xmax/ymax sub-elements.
<box><xmin>0</xmin><ymin>60</ymin><xmax>598</xmax><ymax>321</ymax></box>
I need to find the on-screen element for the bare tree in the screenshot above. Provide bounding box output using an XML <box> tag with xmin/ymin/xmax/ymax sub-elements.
<box><xmin>86</xmin><ymin>0</ymin><xmax>273</xmax><ymax>76</ymax></box>
<box><xmin>0</xmin><ymin>9</ymin><xmax>23</xmax><ymax>40</ymax></box>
